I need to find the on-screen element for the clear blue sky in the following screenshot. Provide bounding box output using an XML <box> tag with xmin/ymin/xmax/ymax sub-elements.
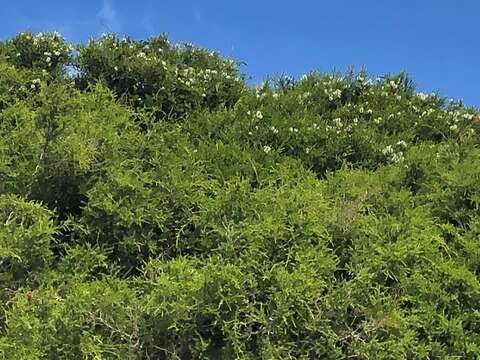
<box><xmin>1</xmin><ymin>1</ymin><xmax>478</xmax><ymax>107</ymax></box>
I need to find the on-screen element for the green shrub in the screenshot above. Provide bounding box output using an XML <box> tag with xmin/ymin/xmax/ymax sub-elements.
<box><xmin>0</xmin><ymin>31</ymin><xmax>72</xmax><ymax>76</ymax></box>
<box><xmin>0</xmin><ymin>195</ymin><xmax>56</xmax><ymax>285</ymax></box>
<box><xmin>0</xmin><ymin>30</ymin><xmax>480</xmax><ymax>359</ymax></box>
<box><xmin>75</xmin><ymin>34</ymin><xmax>245</xmax><ymax>120</ymax></box>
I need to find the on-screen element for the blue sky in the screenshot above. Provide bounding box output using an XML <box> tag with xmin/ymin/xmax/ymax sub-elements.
<box><xmin>1</xmin><ymin>0</ymin><xmax>479</xmax><ymax>107</ymax></box>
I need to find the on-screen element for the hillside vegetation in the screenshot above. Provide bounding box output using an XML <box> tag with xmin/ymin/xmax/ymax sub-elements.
<box><xmin>1</xmin><ymin>31</ymin><xmax>480</xmax><ymax>359</ymax></box>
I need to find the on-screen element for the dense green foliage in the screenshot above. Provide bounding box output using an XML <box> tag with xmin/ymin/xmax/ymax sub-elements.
<box><xmin>1</xmin><ymin>30</ymin><xmax>480</xmax><ymax>359</ymax></box>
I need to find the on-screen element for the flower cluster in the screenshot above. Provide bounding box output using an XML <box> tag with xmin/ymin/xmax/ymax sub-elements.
<box><xmin>324</xmin><ymin>88</ymin><xmax>342</xmax><ymax>101</ymax></box>
<box><xmin>8</xmin><ymin>31</ymin><xmax>71</xmax><ymax>71</ymax></box>
<box><xmin>382</xmin><ymin>141</ymin><xmax>407</xmax><ymax>163</ymax></box>
<box><xmin>416</xmin><ymin>92</ymin><xmax>429</xmax><ymax>101</ymax></box>
<box><xmin>247</xmin><ymin>110</ymin><xmax>263</xmax><ymax>120</ymax></box>
<box><xmin>29</xmin><ymin>78</ymin><xmax>41</xmax><ymax>90</ymax></box>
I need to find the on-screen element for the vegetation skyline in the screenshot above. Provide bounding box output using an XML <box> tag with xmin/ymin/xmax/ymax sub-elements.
<box><xmin>1</xmin><ymin>0</ymin><xmax>479</xmax><ymax>107</ymax></box>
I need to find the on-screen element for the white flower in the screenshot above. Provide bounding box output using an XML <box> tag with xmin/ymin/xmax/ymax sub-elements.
<box><xmin>326</xmin><ymin>88</ymin><xmax>342</xmax><ymax>101</ymax></box>
<box><xmin>417</xmin><ymin>92</ymin><xmax>429</xmax><ymax>101</ymax></box>
<box><xmin>382</xmin><ymin>145</ymin><xmax>394</xmax><ymax>155</ymax></box>
<box><xmin>299</xmin><ymin>91</ymin><xmax>311</xmax><ymax>100</ymax></box>
<box><xmin>391</xmin><ymin>151</ymin><xmax>404</xmax><ymax>163</ymax></box>
<box><xmin>397</xmin><ymin>140</ymin><xmax>408</xmax><ymax>148</ymax></box>
<box><xmin>449</xmin><ymin>124</ymin><xmax>458</xmax><ymax>131</ymax></box>
<box><xmin>270</xmin><ymin>126</ymin><xmax>279</xmax><ymax>134</ymax></box>
<box><xmin>54</xmin><ymin>50</ymin><xmax>61</xmax><ymax>56</ymax></box>
<box><xmin>333</xmin><ymin>118</ymin><xmax>343</xmax><ymax>127</ymax></box>
<box><xmin>30</xmin><ymin>84</ymin><xmax>36</xmax><ymax>90</ymax></box>
<box><xmin>46</xmin><ymin>57</ymin><xmax>51</xmax><ymax>63</ymax></box>
<box><xmin>263</xmin><ymin>145</ymin><xmax>272</xmax><ymax>153</ymax></box>
<box><xmin>255</xmin><ymin>110</ymin><xmax>263</xmax><ymax>119</ymax></box>
<box><xmin>256</xmin><ymin>90</ymin><xmax>265</xmax><ymax>100</ymax></box>
<box><xmin>332</xmin><ymin>89</ymin><xmax>342</xmax><ymax>98</ymax></box>
<box><xmin>389</xmin><ymin>80</ymin><xmax>398</xmax><ymax>89</ymax></box>
<box><xmin>114</xmin><ymin>66</ymin><xmax>119</xmax><ymax>71</ymax></box>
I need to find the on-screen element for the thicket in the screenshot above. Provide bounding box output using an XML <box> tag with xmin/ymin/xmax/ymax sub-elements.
<box><xmin>1</xmin><ymin>31</ymin><xmax>480</xmax><ymax>359</ymax></box>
